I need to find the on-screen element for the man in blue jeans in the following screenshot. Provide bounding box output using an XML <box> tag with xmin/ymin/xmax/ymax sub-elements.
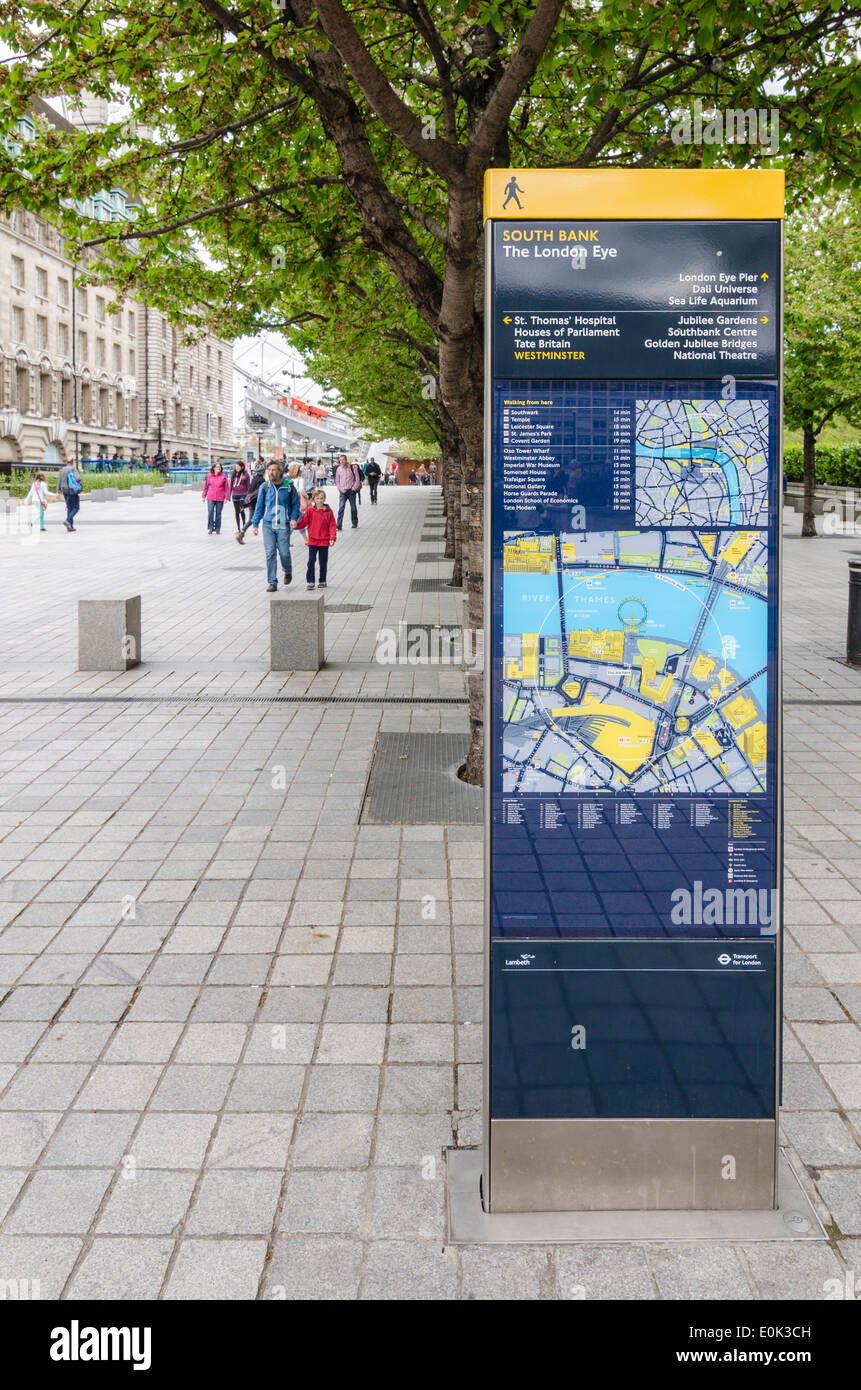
<box><xmin>56</xmin><ymin>460</ymin><xmax>82</xmax><ymax>531</ymax></box>
<box><xmin>335</xmin><ymin>455</ymin><xmax>361</xmax><ymax>529</ymax></box>
<box><xmin>251</xmin><ymin>461</ymin><xmax>301</xmax><ymax>591</ymax></box>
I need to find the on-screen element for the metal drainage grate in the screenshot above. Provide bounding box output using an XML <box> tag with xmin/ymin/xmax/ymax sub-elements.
<box><xmin>360</xmin><ymin>731</ymin><xmax>482</xmax><ymax>825</ymax></box>
<box><xmin>324</xmin><ymin>604</ymin><xmax>372</xmax><ymax>614</ymax></box>
<box><xmin>415</xmin><ymin>551</ymin><xmax>448</xmax><ymax>562</ymax></box>
<box><xmin>409</xmin><ymin>577</ymin><xmax>462</xmax><ymax>592</ymax></box>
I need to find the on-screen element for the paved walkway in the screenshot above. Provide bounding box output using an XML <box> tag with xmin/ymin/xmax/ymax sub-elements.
<box><xmin>0</xmin><ymin>489</ymin><xmax>857</xmax><ymax>1299</ymax></box>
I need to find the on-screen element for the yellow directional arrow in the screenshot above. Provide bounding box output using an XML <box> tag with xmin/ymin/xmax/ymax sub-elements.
<box><xmin>761</xmin><ymin>272</ymin><xmax>769</xmax><ymax>280</ymax></box>
<box><xmin>503</xmin><ymin>316</ymin><xmax>512</xmax><ymax>324</ymax></box>
<box><xmin>760</xmin><ymin>315</ymin><xmax>769</xmax><ymax>324</ymax></box>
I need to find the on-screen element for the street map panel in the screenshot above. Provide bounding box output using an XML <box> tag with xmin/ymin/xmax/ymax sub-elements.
<box><xmin>502</xmin><ymin>527</ymin><xmax>768</xmax><ymax>796</ymax></box>
<box><xmin>635</xmin><ymin>398</ymin><xmax>769</xmax><ymax>529</ymax></box>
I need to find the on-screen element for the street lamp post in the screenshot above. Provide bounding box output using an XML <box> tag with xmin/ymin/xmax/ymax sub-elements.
<box><xmin>155</xmin><ymin>408</ymin><xmax>164</xmax><ymax>461</ymax></box>
<box><xmin>302</xmin><ymin>436</ymin><xmax>310</xmax><ymax>468</ymax></box>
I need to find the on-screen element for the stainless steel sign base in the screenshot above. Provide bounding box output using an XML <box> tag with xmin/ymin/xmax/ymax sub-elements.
<box><xmin>447</xmin><ymin>1147</ymin><xmax>823</xmax><ymax>1245</ymax></box>
<box><xmin>489</xmin><ymin>1118</ymin><xmax>775</xmax><ymax>1212</ymax></box>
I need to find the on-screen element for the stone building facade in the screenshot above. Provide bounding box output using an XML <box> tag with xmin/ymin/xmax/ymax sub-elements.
<box><xmin>0</xmin><ymin>112</ymin><xmax>235</xmax><ymax>471</ymax></box>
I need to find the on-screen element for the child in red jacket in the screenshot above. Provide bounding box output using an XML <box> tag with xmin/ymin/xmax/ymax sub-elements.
<box><xmin>292</xmin><ymin>489</ymin><xmax>337</xmax><ymax>589</ymax></box>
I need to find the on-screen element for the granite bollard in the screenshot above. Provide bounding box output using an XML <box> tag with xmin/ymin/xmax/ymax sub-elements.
<box><xmin>78</xmin><ymin>595</ymin><xmax>141</xmax><ymax>670</ymax></box>
<box><xmin>270</xmin><ymin>594</ymin><xmax>324</xmax><ymax>671</ymax></box>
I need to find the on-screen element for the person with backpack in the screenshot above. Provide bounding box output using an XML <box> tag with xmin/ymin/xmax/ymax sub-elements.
<box><xmin>202</xmin><ymin>460</ymin><xmax>230</xmax><ymax>535</ymax></box>
<box><xmin>364</xmin><ymin>457</ymin><xmax>382</xmax><ymax>505</ymax></box>
<box><xmin>228</xmin><ymin>460</ymin><xmax>251</xmax><ymax>538</ymax></box>
<box><xmin>251</xmin><ymin>461</ymin><xmax>301</xmax><ymax>590</ymax></box>
<box><xmin>237</xmin><ymin>459</ymin><xmax>266</xmax><ymax>544</ymax></box>
<box><xmin>335</xmin><ymin>454</ymin><xmax>361</xmax><ymax>530</ymax></box>
<box><xmin>56</xmin><ymin>458</ymin><xmax>83</xmax><ymax>531</ymax></box>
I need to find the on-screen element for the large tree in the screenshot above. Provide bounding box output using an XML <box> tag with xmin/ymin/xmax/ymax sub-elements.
<box><xmin>784</xmin><ymin>195</ymin><xmax>861</xmax><ymax>537</ymax></box>
<box><xmin>1</xmin><ymin>1</ymin><xmax>860</xmax><ymax>777</ymax></box>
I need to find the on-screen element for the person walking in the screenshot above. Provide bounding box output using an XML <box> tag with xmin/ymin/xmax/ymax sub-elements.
<box><xmin>228</xmin><ymin>460</ymin><xmax>251</xmax><ymax>539</ymax></box>
<box><xmin>364</xmin><ymin>457</ymin><xmax>382</xmax><ymax>505</ymax></box>
<box><xmin>335</xmin><ymin>453</ymin><xmax>361</xmax><ymax>530</ymax></box>
<box><xmin>56</xmin><ymin>458</ymin><xmax>83</xmax><ymax>531</ymax></box>
<box><xmin>202</xmin><ymin>460</ymin><xmax>230</xmax><ymax>535</ymax></box>
<box><xmin>24</xmin><ymin>471</ymin><xmax>54</xmax><ymax>532</ymax></box>
<box><xmin>302</xmin><ymin>459</ymin><xmax>316</xmax><ymax>493</ymax></box>
<box><xmin>251</xmin><ymin>461</ymin><xmax>301</xmax><ymax>591</ymax></box>
<box><xmin>314</xmin><ymin>459</ymin><xmax>327</xmax><ymax>490</ymax></box>
<box><xmin>237</xmin><ymin>459</ymin><xmax>266</xmax><ymax>544</ymax></box>
<box><xmin>293</xmin><ymin>488</ymin><xmax>337</xmax><ymax>589</ymax></box>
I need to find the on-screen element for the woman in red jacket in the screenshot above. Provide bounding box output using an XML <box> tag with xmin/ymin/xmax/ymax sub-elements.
<box><xmin>292</xmin><ymin>488</ymin><xmax>337</xmax><ymax>589</ymax></box>
<box><xmin>202</xmin><ymin>461</ymin><xmax>230</xmax><ymax>535</ymax></box>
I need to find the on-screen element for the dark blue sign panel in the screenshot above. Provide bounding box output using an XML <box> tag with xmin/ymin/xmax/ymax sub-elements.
<box><xmin>490</xmin><ymin>378</ymin><xmax>779</xmax><ymax>939</ymax></box>
<box><xmin>491</xmin><ymin>939</ymin><xmax>775</xmax><ymax>1119</ymax></box>
<box><xmin>492</xmin><ymin>220</ymin><xmax>779</xmax><ymax>377</ymax></box>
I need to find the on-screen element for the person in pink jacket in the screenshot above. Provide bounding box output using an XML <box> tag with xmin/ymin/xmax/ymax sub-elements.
<box><xmin>202</xmin><ymin>461</ymin><xmax>230</xmax><ymax>535</ymax></box>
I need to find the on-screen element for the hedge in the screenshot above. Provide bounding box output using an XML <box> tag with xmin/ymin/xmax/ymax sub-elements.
<box><xmin>784</xmin><ymin>443</ymin><xmax>861</xmax><ymax>487</ymax></box>
<box><xmin>5</xmin><ymin>468</ymin><xmax>165</xmax><ymax>499</ymax></box>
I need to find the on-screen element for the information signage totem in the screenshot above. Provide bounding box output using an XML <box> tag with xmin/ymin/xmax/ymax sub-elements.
<box><xmin>483</xmin><ymin>169</ymin><xmax>784</xmax><ymax>1212</ymax></box>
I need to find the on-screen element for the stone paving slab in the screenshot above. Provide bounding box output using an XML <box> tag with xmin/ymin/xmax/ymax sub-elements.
<box><xmin>0</xmin><ymin>500</ymin><xmax>857</xmax><ymax>1298</ymax></box>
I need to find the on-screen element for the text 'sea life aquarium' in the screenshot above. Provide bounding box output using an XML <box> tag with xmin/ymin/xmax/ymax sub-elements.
<box><xmin>483</xmin><ymin>169</ymin><xmax>784</xmax><ymax>1212</ymax></box>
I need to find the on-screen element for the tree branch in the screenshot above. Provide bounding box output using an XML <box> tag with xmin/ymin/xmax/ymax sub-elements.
<box><xmin>466</xmin><ymin>0</ymin><xmax>565</xmax><ymax>175</ymax></box>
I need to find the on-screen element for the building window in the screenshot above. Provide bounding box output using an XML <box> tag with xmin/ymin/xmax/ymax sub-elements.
<box><xmin>11</xmin><ymin>305</ymin><xmax>24</xmax><ymax>340</ymax></box>
<box><xmin>95</xmin><ymin>295</ymin><xmax>106</xmax><ymax>323</ymax></box>
<box><xmin>161</xmin><ymin>354</ymin><xmax>167</xmax><ymax>380</ymax></box>
<box><xmin>206</xmin><ymin>375</ymin><xmax>211</xmax><ymax>396</ymax></box>
<box><xmin>77</xmin><ymin>331</ymin><xmax>87</xmax><ymax>361</ymax></box>
<box><xmin>128</xmin><ymin>348</ymin><xmax>135</xmax><ymax>376</ymax></box>
<box><xmin>98</xmin><ymin>387</ymin><xmax>108</xmax><ymax>426</ymax></box>
<box><xmin>35</xmin><ymin>315</ymin><xmax>48</xmax><ymax>350</ymax></box>
<box><xmin>116</xmin><ymin>392</ymin><xmax>124</xmax><ymax>429</ymax></box>
<box><xmin>34</xmin><ymin>219</ymin><xmax>46</xmax><ymax>245</ymax></box>
<box><xmin>217</xmin><ymin>379</ymin><xmax>222</xmax><ymax>398</ymax></box>
<box><xmin>218</xmin><ymin>417</ymin><xmax>223</xmax><ymax>438</ymax></box>
<box><xmin>113</xmin><ymin>343</ymin><xmax>122</xmax><ymax>373</ymax></box>
<box><xmin>81</xmin><ymin>383</ymin><xmax>91</xmax><ymax>419</ymax></box>
<box><xmin>189</xmin><ymin>365</ymin><xmax>194</xmax><ymax>387</ymax></box>
<box><xmin>16</xmin><ymin>366</ymin><xmax>29</xmax><ymax>412</ymax></box>
<box><xmin>217</xmin><ymin>349</ymin><xmax>222</xmax><ymax>366</ymax></box>
<box><xmin>10</xmin><ymin>255</ymin><xmax>24</xmax><ymax>289</ymax></box>
<box><xmin>206</xmin><ymin>344</ymin><xmax>211</xmax><ymax>363</ymax></box>
<box><xmin>40</xmin><ymin>373</ymin><xmax>51</xmax><ymax>416</ymax></box>
<box><xmin>57</xmin><ymin>277</ymin><xmax>69</xmax><ymax>308</ymax></box>
<box><xmin>96</xmin><ymin>338</ymin><xmax>106</xmax><ymax>368</ymax></box>
<box><xmin>35</xmin><ymin>266</ymin><xmax>48</xmax><ymax>298</ymax></box>
<box><xmin>189</xmin><ymin>406</ymin><xmax>194</xmax><ymax>434</ymax></box>
<box><xmin>61</xmin><ymin>377</ymin><xmax>72</xmax><ymax>418</ymax></box>
<box><xmin>58</xmin><ymin>322</ymin><xmax>69</xmax><ymax>355</ymax></box>
<box><xmin>128</xmin><ymin>310</ymin><xmax>136</xmax><ymax>336</ymax></box>
<box><xmin>75</xmin><ymin>285</ymin><xmax>87</xmax><ymax>315</ymax></box>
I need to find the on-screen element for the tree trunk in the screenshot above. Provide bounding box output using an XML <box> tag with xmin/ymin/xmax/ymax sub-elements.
<box><xmin>801</xmin><ymin>419</ymin><xmax>817</xmax><ymax>537</ymax></box>
<box><xmin>437</xmin><ymin>185</ymin><xmax>485</xmax><ymax>785</ymax></box>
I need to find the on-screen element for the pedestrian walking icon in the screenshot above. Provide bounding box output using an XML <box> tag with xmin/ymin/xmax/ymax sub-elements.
<box><xmin>502</xmin><ymin>176</ymin><xmax>524</xmax><ymax>210</ymax></box>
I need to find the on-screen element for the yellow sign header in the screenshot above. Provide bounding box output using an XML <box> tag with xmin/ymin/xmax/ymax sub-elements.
<box><xmin>484</xmin><ymin>169</ymin><xmax>784</xmax><ymax>221</ymax></box>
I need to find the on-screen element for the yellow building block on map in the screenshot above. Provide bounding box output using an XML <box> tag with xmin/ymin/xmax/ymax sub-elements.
<box><xmin>695</xmin><ymin>728</ymin><xmax>722</xmax><ymax>756</ymax></box>
<box><xmin>724</xmin><ymin>693</ymin><xmax>758</xmax><ymax>730</ymax></box>
<box><xmin>719</xmin><ymin>532</ymin><xmax>754</xmax><ymax>568</ymax></box>
<box><xmin>741</xmin><ymin>721</ymin><xmax>767</xmax><ymax>764</ymax></box>
<box><xmin>568</xmin><ymin>629</ymin><xmax>625</xmax><ymax>662</ymax></box>
<box><xmin>692</xmin><ymin>654</ymin><xmax>716</xmax><ymax>680</ymax></box>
